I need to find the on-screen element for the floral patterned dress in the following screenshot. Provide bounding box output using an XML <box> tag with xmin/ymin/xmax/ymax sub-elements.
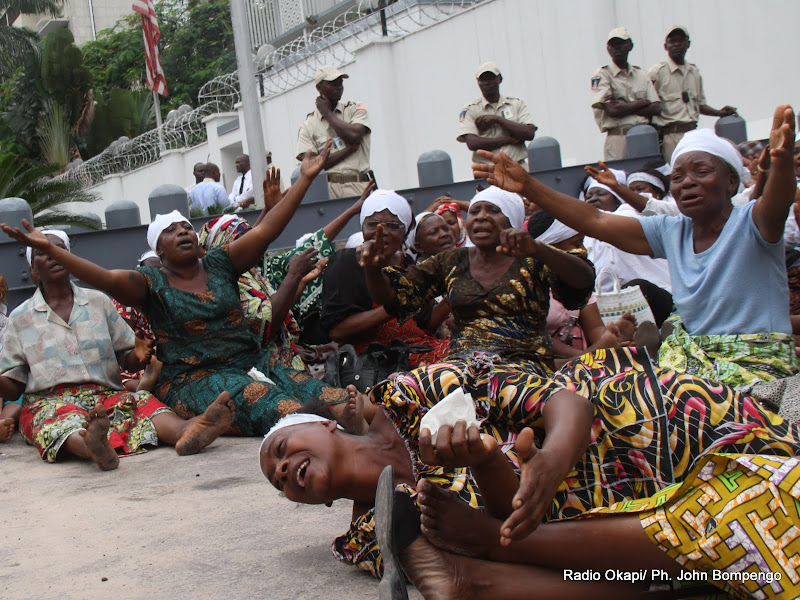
<box><xmin>137</xmin><ymin>246</ymin><xmax>346</xmax><ymax>435</ymax></box>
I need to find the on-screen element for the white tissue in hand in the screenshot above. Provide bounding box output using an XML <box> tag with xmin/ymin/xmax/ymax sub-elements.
<box><xmin>248</xmin><ymin>367</ymin><xmax>275</xmax><ymax>385</ymax></box>
<box><xmin>419</xmin><ymin>387</ymin><xmax>478</xmax><ymax>445</ymax></box>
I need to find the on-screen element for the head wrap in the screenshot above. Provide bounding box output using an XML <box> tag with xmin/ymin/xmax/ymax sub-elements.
<box><xmin>138</xmin><ymin>250</ymin><xmax>159</xmax><ymax>265</ymax></box>
<box><xmin>468</xmin><ymin>186</ymin><xmax>525</xmax><ymax>229</ymax></box>
<box><xmin>406</xmin><ymin>212</ymin><xmax>438</xmax><ymax>252</ymax></box>
<box><xmin>585</xmin><ymin>168</ymin><xmax>627</xmax><ymax>204</ymax></box>
<box><xmin>435</xmin><ymin>202</ymin><xmax>467</xmax><ymax>246</ymax></box>
<box><xmin>295</xmin><ymin>233</ymin><xmax>314</xmax><ymax>248</ymax></box>
<box><xmin>359</xmin><ymin>189</ymin><xmax>413</xmax><ymax>232</ymax></box>
<box><xmin>345</xmin><ymin>232</ymin><xmax>364</xmax><ymax>249</ymax></box>
<box><xmin>626</xmin><ymin>172</ymin><xmax>666</xmax><ymax>192</ymax></box>
<box><xmin>260</xmin><ymin>413</ymin><xmax>343</xmax><ymax>453</ymax></box>
<box><xmin>198</xmin><ymin>214</ymin><xmax>250</xmax><ymax>251</ymax></box>
<box><xmin>670</xmin><ymin>128</ymin><xmax>744</xmax><ymax>184</ymax></box>
<box><xmin>147</xmin><ymin>211</ymin><xmax>193</xmax><ymax>252</ymax></box>
<box><xmin>26</xmin><ymin>229</ymin><xmax>70</xmax><ymax>265</ymax></box>
<box><xmin>536</xmin><ymin>220</ymin><xmax>580</xmax><ymax>246</ymax></box>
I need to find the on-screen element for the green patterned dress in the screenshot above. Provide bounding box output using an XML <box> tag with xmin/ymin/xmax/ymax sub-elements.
<box><xmin>137</xmin><ymin>246</ymin><xmax>346</xmax><ymax>435</ymax></box>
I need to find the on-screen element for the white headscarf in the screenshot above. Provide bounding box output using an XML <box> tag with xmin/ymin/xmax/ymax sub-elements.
<box><xmin>26</xmin><ymin>229</ymin><xmax>70</xmax><ymax>265</ymax></box>
<box><xmin>147</xmin><ymin>210</ymin><xmax>192</xmax><ymax>252</ymax></box>
<box><xmin>260</xmin><ymin>413</ymin><xmax>343</xmax><ymax>453</ymax></box>
<box><xmin>406</xmin><ymin>212</ymin><xmax>437</xmax><ymax>252</ymax></box>
<box><xmin>585</xmin><ymin>168</ymin><xmax>627</xmax><ymax>203</ymax></box>
<box><xmin>359</xmin><ymin>189</ymin><xmax>413</xmax><ymax>232</ymax></box>
<box><xmin>345</xmin><ymin>232</ymin><xmax>364</xmax><ymax>249</ymax></box>
<box><xmin>295</xmin><ymin>233</ymin><xmax>314</xmax><ymax>248</ymax></box>
<box><xmin>626</xmin><ymin>172</ymin><xmax>665</xmax><ymax>192</ymax></box>
<box><xmin>138</xmin><ymin>250</ymin><xmax>159</xmax><ymax>265</ymax></box>
<box><xmin>468</xmin><ymin>186</ymin><xmax>525</xmax><ymax>229</ymax></box>
<box><xmin>670</xmin><ymin>128</ymin><xmax>744</xmax><ymax>184</ymax></box>
<box><xmin>536</xmin><ymin>220</ymin><xmax>579</xmax><ymax>246</ymax></box>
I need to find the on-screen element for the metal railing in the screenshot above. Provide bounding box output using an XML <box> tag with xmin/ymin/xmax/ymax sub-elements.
<box><xmin>55</xmin><ymin>0</ymin><xmax>488</xmax><ymax>188</ymax></box>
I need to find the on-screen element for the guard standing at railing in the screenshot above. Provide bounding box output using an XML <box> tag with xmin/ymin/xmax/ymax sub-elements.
<box><xmin>296</xmin><ymin>65</ymin><xmax>372</xmax><ymax>199</ymax></box>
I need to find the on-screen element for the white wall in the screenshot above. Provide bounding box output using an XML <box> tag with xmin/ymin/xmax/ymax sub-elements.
<box><xmin>83</xmin><ymin>0</ymin><xmax>800</xmax><ymax>222</ymax></box>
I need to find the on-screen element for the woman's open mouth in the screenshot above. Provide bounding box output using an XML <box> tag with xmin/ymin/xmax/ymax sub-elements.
<box><xmin>296</xmin><ymin>458</ymin><xmax>310</xmax><ymax>487</ymax></box>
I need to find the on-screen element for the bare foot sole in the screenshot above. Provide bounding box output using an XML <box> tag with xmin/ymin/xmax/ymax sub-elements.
<box><xmin>346</xmin><ymin>384</ymin><xmax>369</xmax><ymax>435</ymax></box>
<box><xmin>0</xmin><ymin>418</ymin><xmax>15</xmax><ymax>442</ymax></box>
<box><xmin>79</xmin><ymin>405</ymin><xmax>120</xmax><ymax>471</ymax></box>
<box><xmin>418</xmin><ymin>479</ymin><xmax>500</xmax><ymax>558</ymax></box>
<box><xmin>400</xmin><ymin>535</ymin><xmax>474</xmax><ymax>600</ymax></box>
<box><xmin>174</xmin><ymin>392</ymin><xmax>235</xmax><ymax>456</ymax></box>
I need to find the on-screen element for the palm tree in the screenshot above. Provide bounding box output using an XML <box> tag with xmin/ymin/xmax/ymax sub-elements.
<box><xmin>0</xmin><ymin>0</ymin><xmax>65</xmax><ymax>79</ymax></box>
<box><xmin>0</xmin><ymin>152</ymin><xmax>100</xmax><ymax>228</ymax></box>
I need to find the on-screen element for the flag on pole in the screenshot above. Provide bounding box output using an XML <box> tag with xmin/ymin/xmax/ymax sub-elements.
<box><xmin>132</xmin><ymin>0</ymin><xmax>168</xmax><ymax>96</ymax></box>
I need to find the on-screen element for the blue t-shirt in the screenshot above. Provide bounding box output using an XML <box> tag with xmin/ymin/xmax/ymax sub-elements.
<box><xmin>638</xmin><ymin>202</ymin><xmax>791</xmax><ymax>336</ymax></box>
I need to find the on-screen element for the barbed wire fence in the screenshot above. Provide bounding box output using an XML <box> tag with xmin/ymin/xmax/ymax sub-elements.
<box><xmin>55</xmin><ymin>0</ymin><xmax>487</xmax><ymax>188</ymax></box>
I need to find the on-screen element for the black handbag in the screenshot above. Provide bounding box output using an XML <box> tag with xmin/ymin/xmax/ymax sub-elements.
<box><xmin>323</xmin><ymin>339</ymin><xmax>432</xmax><ymax>393</ymax></box>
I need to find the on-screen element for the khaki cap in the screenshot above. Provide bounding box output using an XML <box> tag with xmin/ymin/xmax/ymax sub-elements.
<box><xmin>607</xmin><ymin>26</ymin><xmax>631</xmax><ymax>42</ymax></box>
<box><xmin>315</xmin><ymin>65</ymin><xmax>348</xmax><ymax>85</ymax></box>
<box><xmin>666</xmin><ymin>25</ymin><xmax>689</xmax><ymax>38</ymax></box>
<box><xmin>475</xmin><ymin>61</ymin><xmax>501</xmax><ymax>78</ymax></box>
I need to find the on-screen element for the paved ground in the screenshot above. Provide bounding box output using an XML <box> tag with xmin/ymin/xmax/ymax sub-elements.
<box><xmin>1</xmin><ymin>434</ymin><xmax>423</xmax><ymax>600</ymax></box>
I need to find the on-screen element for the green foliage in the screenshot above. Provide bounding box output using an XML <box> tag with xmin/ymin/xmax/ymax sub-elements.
<box><xmin>0</xmin><ymin>152</ymin><xmax>99</xmax><ymax>228</ymax></box>
<box><xmin>0</xmin><ymin>0</ymin><xmax>66</xmax><ymax>79</ymax></box>
<box><xmin>81</xmin><ymin>14</ymin><xmax>146</xmax><ymax>100</ymax></box>
<box><xmin>0</xmin><ymin>51</ymin><xmax>46</xmax><ymax>158</ymax></box>
<box><xmin>40</xmin><ymin>29</ymin><xmax>93</xmax><ymax>127</ymax></box>
<box><xmin>81</xmin><ymin>88</ymin><xmax>154</xmax><ymax>157</ymax></box>
<box><xmin>37</xmin><ymin>101</ymin><xmax>70</xmax><ymax>169</ymax></box>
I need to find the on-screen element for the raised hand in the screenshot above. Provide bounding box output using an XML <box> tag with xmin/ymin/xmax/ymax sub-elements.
<box><xmin>262</xmin><ymin>166</ymin><xmax>283</xmax><ymax>210</ymax></box>
<box><xmin>0</xmin><ymin>219</ymin><xmax>51</xmax><ymax>254</ymax></box>
<box><xmin>300</xmin><ymin>139</ymin><xmax>333</xmax><ymax>179</ymax></box>
<box><xmin>351</xmin><ymin>180</ymin><xmax>376</xmax><ymax>214</ymax></box>
<box><xmin>357</xmin><ymin>224</ymin><xmax>387</xmax><ymax>269</ymax></box>
<box><xmin>301</xmin><ymin>256</ymin><xmax>329</xmax><ymax>286</ymax></box>
<box><xmin>315</xmin><ymin>95</ymin><xmax>332</xmax><ymax>116</ymax></box>
<box><xmin>584</xmin><ymin>161</ymin><xmax>619</xmax><ymax>189</ymax></box>
<box><xmin>472</xmin><ymin>151</ymin><xmax>528</xmax><ymax>194</ymax></box>
<box><xmin>418</xmin><ymin>420</ymin><xmax>497</xmax><ymax>469</ymax></box>
<box><xmin>768</xmin><ymin>104</ymin><xmax>796</xmax><ymax>165</ymax></box>
<box><xmin>288</xmin><ymin>248</ymin><xmax>320</xmax><ymax>279</ymax></box>
<box><xmin>497</xmin><ymin>228</ymin><xmax>539</xmax><ymax>257</ymax></box>
<box><xmin>499</xmin><ymin>428</ymin><xmax>563</xmax><ymax>544</ymax></box>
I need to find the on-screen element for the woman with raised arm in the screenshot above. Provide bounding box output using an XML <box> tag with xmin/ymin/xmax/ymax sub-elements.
<box><xmin>1</xmin><ymin>142</ymin><xmax>350</xmax><ymax>436</ymax></box>
<box><xmin>0</xmin><ymin>231</ymin><xmax>234</xmax><ymax>469</ymax></box>
<box><xmin>361</xmin><ymin>186</ymin><xmax>595</xmax><ymax>372</ymax></box>
<box><xmin>473</xmin><ymin>105</ymin><xmax>799</xmax><ymax>389</ymax></box>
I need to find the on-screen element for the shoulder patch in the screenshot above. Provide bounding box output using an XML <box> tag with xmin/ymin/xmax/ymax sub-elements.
<box><xmin>353</xmin><ymin>103</ymin><xmax>367</xmax><ymax>110</ymax></box>
<box><xmin>459</xmin><ymin>109</ymin><xmax>467</xmax><ymax>122</ymax></box>
<box><xmin>591</xmin><ymin>76</ymin><xmax>601</xmax><ymax>90</ymax></box>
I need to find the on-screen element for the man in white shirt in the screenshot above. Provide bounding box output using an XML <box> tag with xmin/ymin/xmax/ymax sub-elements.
<box><xmin>190</xmin><ymin>163</ymin><xmax>231</xmax><ymax>215</ymax></box>
<box><xmin>229</xmin><ymin>154</ymin><xmax>254</xmax><ymax>209</ymax></box>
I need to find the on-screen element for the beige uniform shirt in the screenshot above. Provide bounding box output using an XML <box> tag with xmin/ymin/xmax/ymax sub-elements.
<box><xmin>456</xmin><ymin>94</ymin><xmax>534</xmax><ymax>164</ymax></box>
<box><xmin>647</xmin><ymin>57</ymin><xmax>706</xmax><ymax>126</ymax></box>
<box><xmin>296</xmin><ymin>101</ymin><xmax>371</xmax><ymax>175</ymax></box>
<box><xmin>590</xmin><ymin>63</ymin><xmax>660</xmax><ymax>132</ymax></box>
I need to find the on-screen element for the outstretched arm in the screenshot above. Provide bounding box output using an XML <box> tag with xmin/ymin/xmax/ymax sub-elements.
<box><xmin>473</xmin><ymin>151</ymin><xmax>653</xmax><ymax>256</ymax></box>
<box><xmin>700</xmin><ymin>103</ymin><xmax>737</xmax><ymax>118</ymax></box>
<box><xmin>228</xmin><ymin>141</ymin><xmax>332</xmax><ymax>274</ymax></box>
<box><xmin>752</xmin><ymin>105</ymin><xmax>797</xmax><ymax>243</ymax></box>
<box><xmin>0</xmin><ymin>221</ymin><xmax>148</xmax><ymax>306</ymax></box>
<box><xmin>322</xmin><ymin>181</ymin><xmax>375</xmax><ymax>243</ymax></box>
<box><xmin>584</xmin><ymin>161</ymin><xmax>650</xmax><ymax>213</ymax></box>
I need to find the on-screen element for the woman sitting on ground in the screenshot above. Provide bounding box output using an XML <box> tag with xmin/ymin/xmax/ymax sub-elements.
<box><xmin>1</xmin><ymin>144</ymin><xmax>351</xmax><ymax>437</ymax></box>
<box><xmin>474</xmin><ymin>105</ymin><xmax>799</xmax><ymax>390</ymax></box>
<box><xmin>320</xmin><ymin>189</ymin><xmax>451</xmax><ymax>368</ymax></box>
<box><xmin>0</xmin><ymin>230</ymin><xmax>233</xmax><ymax>468</ymax></box>
<box><xmin>260</xmin><ymin>346</ymin><xmax>800</xmax><ymax>598</ymax></box>
<box><xmin>362</xmin><ymin>186</ymin><xmax>595</xmax><ymax>373</ymax></box>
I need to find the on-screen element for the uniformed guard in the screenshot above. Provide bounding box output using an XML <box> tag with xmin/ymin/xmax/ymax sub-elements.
<box><xmin>456</xmin><ymin>62</ymin><xmax>537</xmax><ymax>168</ymax></box>
<box><xmin>590</xmin><ymin>27</ymin><xmax>661</xmax><ymax>160</ymax></box>
<box><xmin>648</xmin><ymin>25</ymin><xmax>737</xmax><ymax>161</ymax></box>
<box><xmin>296</xmin><ymin>65</ymin><xmax>372</xmax><ymax>199</ymax></box>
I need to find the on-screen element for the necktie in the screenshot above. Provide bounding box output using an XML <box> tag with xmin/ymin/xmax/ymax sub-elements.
<box><xmin>238</xmin><ymin>175</ymin><xmax>244</xmax><ymax>195</ymax></box>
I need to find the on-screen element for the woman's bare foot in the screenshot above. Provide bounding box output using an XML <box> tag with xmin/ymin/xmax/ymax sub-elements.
<box><xmin>79</xmin><ymin>405</ymin><xmax>120</xmax><ymax>471</ymax></box>
<box><xmin>345</xmin><ymin>385</ymin><xmax>369</xmax><ymax>435</ymax></box>
<box><xmin>418</xmin><ymin>479</ymin><xmax>501</xmax><ymax>559</ymax></box>
<box><xmin>174</xmin><ymin>392</ymin><xmax>235</xmax><ymax>456</ymax></box>
<box><xmin>0</xmin><ymin>418</ymin><xmax>15</xmax><ymax>442</ymax></box>
<box><xmin>400</xmin><ymin>535</ymin><xmax>475</xmax><ymax>600</ymax></box>
<box><xmin>137</xmin><ymin>358</ymin><xmax>162</xmax><ymax>392</ymax></box>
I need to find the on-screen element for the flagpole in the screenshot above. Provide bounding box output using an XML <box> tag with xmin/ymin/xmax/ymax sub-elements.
<box><xmin>153</xmin><ymin>89</ymin><xmax>165</xmax><ymax>153</ymax></box>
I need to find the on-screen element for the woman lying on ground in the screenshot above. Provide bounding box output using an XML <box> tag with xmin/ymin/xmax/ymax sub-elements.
<box><xmin>361</xmin><ymin>186</ymin><xmax>595</xmax><ymax>373</ymax></box>
<box><xmin>261</xmin><ymin>345</ymin><xmax>800</xmax><ymax>598</ymax></box>
<box><xmin>320</xmin><ymin>189</ymin><xmax>452</xmax><ymax>368</ymax></box>
<box><xmin>474</xmin><ymin>104</ymin><xmax>799</xmax><ymax>390</ymax></box>
<box><xmin>0</xmin><ymin>231</ymin><xmax>233</xmax><ymax>468</ymax></box>
<box><xmin>1</xmin><ymin>143</ymin><xmax>351</xmax><ymax>437</ymax></box>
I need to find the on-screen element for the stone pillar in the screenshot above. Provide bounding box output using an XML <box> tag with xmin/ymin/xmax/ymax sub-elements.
<box><xmin>148</xmin><ymin>184</ymin><xmax>190</xmax><ymax>220</ymax></box>
<box><xmin>528</xmin><ymin>137</ymin><xmax>561</xmax><ymax>172</ymax></box>
<box><xmin>0</xmin><ymin>197</ymin><xmax>33</xmax><ymax>243</ymax></box>
<box><xmin>715</xmin><ymin>115</ymin><xmax>747</xmax><ymax>145</ymax></box>
<box><xmin>417</xmin><ymin>150</ymin><xmax>454</xmax><ymax>187</ymax></box>
<box><xmin>626</xmin><ymin>124</ymin><xmax>660</xmax><ymax>158</ymax></box>
<box><xmin>105</xmin><ymin>199</ymin><xmax>142</xmax><ymax>229</ymax></box>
